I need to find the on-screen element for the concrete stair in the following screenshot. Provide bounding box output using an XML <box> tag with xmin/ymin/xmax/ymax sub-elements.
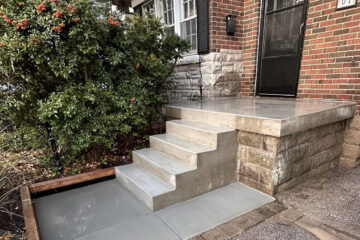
<box><xmin>116</xmin><ymin>119</ymin><xmax>237</xmax><ymax>211</ymax></box>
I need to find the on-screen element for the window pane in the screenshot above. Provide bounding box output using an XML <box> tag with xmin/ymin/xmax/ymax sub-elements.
<box><xmin>264</xmin><ymin>6</ymin><xmax>302</xmax><ymax>56</ymax></box>
<box><xmin>186</xmin><ymin>20</ymin><xmax>191</xmax><ymax>35</ymax></box>
<box><xmin>191</xmin><ymin>18</ymin><xmax>197</xmax><ymax>34</ymax></box>
<box><xmin>184</xmin><ymin>2</ymin><xmax>189</xmax><ymax>19</ymax></box>
<box><xmin>143</xmin><ymin>1</ymin><xmax>155</xmax><ymax>14</ymax></box>
<box><xmin>189</xmin><ymin>0</ymin><xmax>194</xmax><ymax>17</ymax></box>
<box><xmin>169</xmin><ymin>11</ymin><xmax>173</xmax><ymax>25</ymax></box>
<box><xmin>191</xmin><ymin>35</ymin><xmax>197</xmax><ymax>50</ymax></box>
<box><xmin>167</xmin><ymin>0</ymin><xmax>172</xmax><ymax>9</ymax></box>
<box><xmin>267</xmin><ymin>0</ymin><xmax>298</xmax><ymax>12</ymax></box>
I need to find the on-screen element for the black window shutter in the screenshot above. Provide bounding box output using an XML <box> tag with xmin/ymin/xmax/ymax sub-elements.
<box><xmin>196</xmin><ymin>0</ymin><xmax>209</xmax><ymax>54</ymax></box>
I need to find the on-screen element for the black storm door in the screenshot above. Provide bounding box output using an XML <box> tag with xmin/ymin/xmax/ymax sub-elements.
<box><xmin>256</xmin><ymin>0</ymin><xmax>307</xmax><ymax>96</ymax></box>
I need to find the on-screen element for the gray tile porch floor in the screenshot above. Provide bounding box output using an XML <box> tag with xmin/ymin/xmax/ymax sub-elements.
<box><xmin>34</xmin><ymin>180</ymin><xmax>274</xmax><ymax>240</ymax></box>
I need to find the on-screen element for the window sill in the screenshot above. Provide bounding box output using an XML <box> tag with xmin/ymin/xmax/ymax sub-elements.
<box><xmin>176</xmin><ymin>54</ymin><xmax>200</xmax><ymax>65</ymax></box>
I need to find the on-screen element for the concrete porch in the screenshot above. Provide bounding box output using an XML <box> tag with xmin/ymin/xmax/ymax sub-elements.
<box><xmin>163</xmin><ymin>97</ymin><xmax>356</xmax><ymax>195</ymax></box>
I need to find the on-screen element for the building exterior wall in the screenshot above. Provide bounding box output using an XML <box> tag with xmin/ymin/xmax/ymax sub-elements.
<box><xmin>297</xmin><ymin>0</ymin><xmax>360</xmax><ymax>112</ymax></box>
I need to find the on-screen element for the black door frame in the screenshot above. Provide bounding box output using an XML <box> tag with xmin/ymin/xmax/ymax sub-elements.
<box><xmin>255</xmin><ymin>0</ymin><xmax>309</xmax><ymax>97</ymax></box>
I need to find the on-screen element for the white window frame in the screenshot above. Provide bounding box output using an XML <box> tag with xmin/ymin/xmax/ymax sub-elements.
<box><xmin>180</xmin><ymin>0</ymin><xmax>197</xmax><ymax>52</ymax></box>
<box><xmin>142</xmin><ymin>0</ymin><xmax>198</xmax><ymax>54</ymax></box>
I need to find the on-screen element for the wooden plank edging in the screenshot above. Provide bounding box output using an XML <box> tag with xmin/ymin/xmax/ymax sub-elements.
<box><xmin>29</xmin><ymin>167</ymin><xmax>115</xmax><ymax>194</ymax></box>
<box><xmin>20</xmin><ymin>186</ymin><xmax>40</xmax><ymax>240</ymax></box>
<box><xmin>20</xmin><ymin>167</ymin><xmax>116</xmax><ymax>240</ymax></box>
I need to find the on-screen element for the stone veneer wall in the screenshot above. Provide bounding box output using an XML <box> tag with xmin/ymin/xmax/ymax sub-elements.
<box><xmin>237</xmin><ymin>121</ymin><xmax>347</xmax><ymax>195</ymax></box>
<box><xmin>165</xmin><ymin>62</ymin><xmax>202</xmax><ymax>101</ymax></box>
<box><xmin>340</xmin><ymin>115</ymin><xmax>360</xmax><ymax>168</ymax></box>
<box><xmin>165</xmin><ymin>50</ymin><xmax>243</xmax><ymax>100</ymax></box>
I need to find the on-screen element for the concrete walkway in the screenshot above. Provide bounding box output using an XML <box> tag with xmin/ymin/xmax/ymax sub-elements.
<box><xmin>34</xmin><ymin>180</ymin><xmax>273</xmax><ymax>240</ymax></box>
<box><xmin>191</xmin><ymin>166</ymin><xmax>360</xmax><ymax>240</ymax></box>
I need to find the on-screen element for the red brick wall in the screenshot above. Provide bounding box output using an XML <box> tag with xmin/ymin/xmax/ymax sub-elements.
<box><xmin>208</xmin><ymin>0</ymin><xmax>360</xmax><ymax>110</ymax></box>
<box><xmin>208</xmin><ymin>0</ymin><xmax>260</xmax><ymax>96</ymax></box>
<box><xmin>297</xmin><ymin>1</ymin><xmax>360</xmax><ymax>111</ymax></box>
<box><xmin>209</xmin><ymin>0</ymin><xmax>242</xmax><ymax>52</ymax></box>
<box><xmin>239</xmin><ymin>0</ymin><xmax>261</xmax><ymax>96</ymax></box>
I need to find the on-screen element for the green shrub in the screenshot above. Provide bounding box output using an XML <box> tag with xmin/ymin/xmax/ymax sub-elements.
<box><xmin>0</xmin><ymin>0</ymin><xmax>188</xmax><ymax>163</ymax></box>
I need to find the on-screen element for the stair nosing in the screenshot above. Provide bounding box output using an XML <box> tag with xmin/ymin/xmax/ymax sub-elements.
<box><xmin>150</xmin><ymin>134</ymin><xmax>216</xmax><ymax>154</ymax></box>
<box><xmin>134</xmin><ymin>148</ymin><xmax>197</xmax><ymax>175</ymax></box>
<box><xmin>167</xmin><ymin>119</ymin><xmax>235</xmax><ymax>134</ymax></box>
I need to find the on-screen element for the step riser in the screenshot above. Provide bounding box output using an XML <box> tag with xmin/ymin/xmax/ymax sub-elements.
<box><xmin>115</xmin><ymin>168</ymin><xmax>154</xmax><ymax>210</ymax></box>
<box><xmin>133</xmin><ymin>152</ymin><xmax>176</xmax><ymax>187</ymax></box>
<box><xmin>166</xmin><ymin>122</ymin><xmax>218</xmax><ymax>148</ymax></box>
<box><xmin>150</xmin><ymin>136</ymin><xmax>198</xmax><ymax>167</ymax></box>
<box><xmin>164</xmin><ymin>106</ymin><xmax>236</xmax><ymax>129</ymax></box>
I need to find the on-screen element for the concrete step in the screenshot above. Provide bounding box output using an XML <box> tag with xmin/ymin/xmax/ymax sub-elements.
<box><xmin>115</xmin><ymin>164</ymin><xmax>175</xmax><ymax>210</ymax></box>
<box><xmin>166</xmin><ymin>120</ymin><xmax>234</xmax><ymax>148</ymax></box>
<box><xmin>150</xmin><ymin>134</ymin><xmax>215</xmax><ymax>167</ymax></box>
<box><xmin>163</xmin><ymin>104</ymin><xmax>237</xmax><ymax>129</ymax></box>
<box><xmin>133</xmin><ymin>148</ymin><xmax>196</xmax><ymax>187</ymax></box>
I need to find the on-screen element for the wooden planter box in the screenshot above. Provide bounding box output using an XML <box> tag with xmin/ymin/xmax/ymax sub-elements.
<box><xmin>20</xmin><ymin>168</ymin><xmax>115</xmax><ymax>240</ymax></box>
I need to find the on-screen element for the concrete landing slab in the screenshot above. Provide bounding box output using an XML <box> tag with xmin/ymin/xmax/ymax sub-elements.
<box><xmin>34</xmin><ymin>180</ymin><xmax>274</xmax><ymax>240</ymax></box>
<box><xmin>165</xmin><ymin>97</ymin><xmax>356</xmax><ymax>136</ymax></box>
<box><xmin>156</xmin><ymin>183</ymin><xmax>274</xmax><ymax>239</ymax></box>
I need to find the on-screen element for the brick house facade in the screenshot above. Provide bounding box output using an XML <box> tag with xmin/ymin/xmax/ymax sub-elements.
<box><xmin>132</xmin><ymin>0</ymin><xmax>360</xmax><ymax>111</ymax></box>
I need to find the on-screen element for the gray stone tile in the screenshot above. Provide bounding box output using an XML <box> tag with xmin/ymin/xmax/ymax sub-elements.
<box><xmin>156</xmin><ymin>183</ymin><xmax>274</xmax><ymax>239</ymax></box>
<box><xmin>77</xmin><ymin>214</ymin><xmax>181</xmax><ymax>240</ymax></box>
<box><xmin>34</xmin><ymin>180</ymin><xmax>152</xmax><ymax>240</ymax></box>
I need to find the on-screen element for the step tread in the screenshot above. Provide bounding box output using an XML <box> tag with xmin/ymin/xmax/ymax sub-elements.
<box><xmin>151</xmin><ymin>134</ymin><xmax>215</xmax><ymax>153</ymax></box>
<box><xmin>168</xmin><ymin>119</ymin><xmax>234</xmax><ymax>133</ymax></box>
<box><xmin>134</xmin><ymin>148</ymin><xmax>196</xmax><ymax>174</ymax></box>
<box><xmin>116</xmin><ymin>164</ymin><xmax>174</xmax><ymax>197</ymax></box>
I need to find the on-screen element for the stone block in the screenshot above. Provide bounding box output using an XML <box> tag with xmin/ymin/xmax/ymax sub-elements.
<box><xmin>237</xmin><ymin>131</ymin><xmax>264</xmax><ymax>149</ymax></box>
<box><xmin>348</xmin><ymin>115</ymin><xmax>360</xmax><ymax>131</ymax></box>
<box><xmin>253</xmin><ymin>206</ymin><xmax>277</xmax><ymax>220</ymax></box>
<box><xmin>341</xmin><ymin>143</ymin><xmax>360</xmax><ymax>160</ymax></box>
<box><xmin>263</xmin><ymin>135</ymin><xmax>281</xmax><ymax>152</ymax></box>
<box><xmin>239</xmin><ymin>162</ymin><xmax>259</xmax><ymax>182</ymax></box>
<box><xmin>238</xmin><ymin>145</ymin><xmax>277</xmax><ymax>169</ymax></box>
<box><xmin>201</xmin><ymin>228</ymin><xmax>228</xmax><ymax>240</ymax></box>
<box><xmin>292</xmin><ymin>157</ymin><xmax>312</xmax><ymax>178</ymax></box>
<box><xmin>316</xmin><ymin>121</ymin><xmax>343</xmax><ymax>138</ymax></box>
<box><xmin>311</xmin><ymin>145</ymin><xmax>342</xmax><ymax>169</ymax></box>
<box><xmin>344</xmin><ymin>129</ymin><xmax>360</xmax><ymax>145</ymax></box>
<box><xmin>308</xmin><ymin>133</ymin><xmax>338</xmax><ymax>157</ymax></box>
<box><xmin>295</xmin><ymin>129</ymin><xmax>318</xmax><ymax>145</ymax></box>
<box><xmin>275</xmin><ymin>172</ymin><xmax>309</xmax><ymax>192</ymax></box>
<box><xmin>233</xmin><ymin>63</ymin><xmax>243</xmax><ymax>73</ymax></box>
<box><xmin>339</xmin><ymin>157</ymin><xmax>360</xmax><ymax>168</ymax></box>
<box><xmin>265</xmin><ymin>202</ymin><xmax>287</xmax><ymax>213</ymax></box>
<box><xmin>259</xmin><ymin>166</ymin><xmax>273</xmax><ymax>187</ymax></box>
<box><xmin>226</xmin><ymin>54</ymin><xmax>242</xmax><ymax>62</ymax></box>
<box><xmin>277</xmin><ymin>143</ymin><xmax>309</xmax><ymax>164</ymax></box>
<box><xmin>280</xmin><ymin>209</ymin><xmax>303</xmax><ymax>222</ymax></box>
<box><xmin>216</xmin><ymin>216</ymin><xmax>254</xmax><ymax>237</ymax></box>
<box><xmin>238</xmin><ymin>175</ymin><xmax>274</xmax><ymax>196</ymax></box>
<box><xmin>222</xmin><ymin>66</ymin><xmax>234</xmax><ymax>74</ymax></box>
<box><xmin>274</xmin><ymin>163</ymin><xmax>293</xmax><ymax>186</ymax></box>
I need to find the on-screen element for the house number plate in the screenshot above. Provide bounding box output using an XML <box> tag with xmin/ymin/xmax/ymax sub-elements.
<box><xmin>337</xmin><ymin>0</ymin><xmax>357</xmax><ymax>9</ymax></box>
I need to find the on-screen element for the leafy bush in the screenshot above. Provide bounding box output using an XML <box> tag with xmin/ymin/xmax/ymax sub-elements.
<box><xmin>0</xmin><ymin>0</ymin><xmax>188</xmax><ymax>164</ymax></box>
